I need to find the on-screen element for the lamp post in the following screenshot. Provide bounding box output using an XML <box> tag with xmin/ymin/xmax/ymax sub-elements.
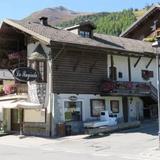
<box><xmin>152</xmin><ymin>37</ymin><xmax>160</xmax><ymax>149</ymax></box>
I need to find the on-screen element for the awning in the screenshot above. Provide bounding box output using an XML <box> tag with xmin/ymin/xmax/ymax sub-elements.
<box><xmin>0</xmin><ymin>94</ymin><xmax>28</xmax><ymax>101</ymax></box>
<box><xmin>0</xmin><ymin>99</ymin><xmax>43</xmax><ymax>109</ymax></box>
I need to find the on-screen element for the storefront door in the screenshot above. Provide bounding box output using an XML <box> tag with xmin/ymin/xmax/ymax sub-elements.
<box><xmin>11</xmin><ymin>109</ymin><xmax>20</xmax><ymax>131</ymax></box>
<box><xmin>64</xmin><ymin>101</ymin><xmax>83</xmax><ymax>134</ymax></box>
<box><xmin>64</xmin><ymin>101</ymin><xmax>82</xmax><ymax>121</ymax></box>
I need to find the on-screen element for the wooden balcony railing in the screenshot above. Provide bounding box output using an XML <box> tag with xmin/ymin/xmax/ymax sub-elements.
<box><xmin>16</xmin><ymin>83</ymin><xmax>28</xmax><ymax>94</ymax></box>
<box><xmin>100</xmin><ymin>80</ymin><xmax>157</xmax><ymax>98</ymax></box>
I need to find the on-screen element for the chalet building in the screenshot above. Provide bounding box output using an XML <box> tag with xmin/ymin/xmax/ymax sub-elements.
<box><xmin>120</xmin><ymin>4</ymin><xmax>160</xmax><ymax>41</ymax></box>
<box><xmin>0</xmin><ymin>17</ymin><xmax>158</xmax><ymax>137</ymax></box>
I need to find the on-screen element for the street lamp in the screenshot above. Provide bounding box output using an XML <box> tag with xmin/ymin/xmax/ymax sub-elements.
<box><xmin>152</xmin><ymin>36</ymin><xmax>160</xmax><ymax>149</ymax></box>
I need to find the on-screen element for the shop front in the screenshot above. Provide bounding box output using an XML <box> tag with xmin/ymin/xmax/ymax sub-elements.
<box><xmin>0</xmin><ymin>95</ymin><xmax>44</xmax><ymax>134</ymax></box>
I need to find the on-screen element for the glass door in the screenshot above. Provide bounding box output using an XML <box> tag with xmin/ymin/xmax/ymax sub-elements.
<box><xmin>64</xmin><ymin>101</ymin><xmax>82</xmax><ymax>122</ymax></box>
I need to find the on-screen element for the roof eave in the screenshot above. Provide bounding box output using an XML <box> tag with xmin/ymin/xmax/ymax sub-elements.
<box><xmin>3</xmin><ymin>19</ymin><xmax>52</xmax><ymax>45</ymax></box>
<box><xmin>120</xmin><ymin>4</ymin><xmax>160</xmax><ymax>37</ymax></box>
<box><xmin>51</xmin><ymin>41</ymin><xmax>155</xmax><ymax>57</ymax></box>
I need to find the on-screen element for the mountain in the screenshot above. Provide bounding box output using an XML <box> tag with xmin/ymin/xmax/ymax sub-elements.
<box><xmin>23</xmin><ymin>5</ymin><xmax>151</xmax><ymax>36</ymax></box>
<box><xmin>58</xmin><ymin>9</ymin><xmax>137</xmax><ymax>36</ymax></box>
<box><xmin>23</xmin><ymin>6</ymin><xmax>89</xmax><ymax>25</ymax></box>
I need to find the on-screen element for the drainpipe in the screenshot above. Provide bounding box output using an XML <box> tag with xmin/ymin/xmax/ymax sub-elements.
<box><xmin>48</xmin><ymin>49</ymin><xmax>53</xmax><ymax>137</ymax></box>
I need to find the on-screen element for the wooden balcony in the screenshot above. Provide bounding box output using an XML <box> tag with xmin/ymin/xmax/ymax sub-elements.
<box><xmin>100</xmin><ymin>80</ymin><xmax>157</xmax><ymax>98</ymax></box>
<box><xmin>16</xmin><ymin>83</ymin><xmax>28</xmax><ymax>94</ymax></box>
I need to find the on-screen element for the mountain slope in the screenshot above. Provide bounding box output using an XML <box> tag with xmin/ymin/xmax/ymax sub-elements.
<box><xmin>23</xmin><ymin>6</ymin><xmax>150</xmax><ymax>36</ymax></box>
<box><xmin>23</xmin><ymin>6</ymin><xmax>89</xmax><ymax>25</ymax></box>
<box><xmin>58</xmin><ymin>9</ymin><xmax>137</xmax><ymax>36</ymax></box>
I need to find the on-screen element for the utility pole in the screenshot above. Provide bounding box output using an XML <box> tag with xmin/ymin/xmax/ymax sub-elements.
<box><xmin>152</xmin><ymin>38</ymin><xmax>160</xmax><ymax>149</ymax></box>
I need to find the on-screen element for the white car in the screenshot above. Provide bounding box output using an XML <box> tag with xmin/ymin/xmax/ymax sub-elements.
<box><xmin>84</xmin><ymin>111</ymin><xmax>117</xmax><ymax>128</ymax></box>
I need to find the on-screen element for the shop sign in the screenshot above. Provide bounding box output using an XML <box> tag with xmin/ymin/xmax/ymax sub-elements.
<box><xmin>69</xmin><ymin>96</ymin><xmax>78</xmax><ymax>101</ymax></box>
<box><xmin>13</xmin><ymin>67</ymin><xmax>38</xmax><ymax>82</ymax></box>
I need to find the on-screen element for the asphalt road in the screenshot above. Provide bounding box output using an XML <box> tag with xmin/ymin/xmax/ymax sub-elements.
<box><xmin>0</xmin><ymin>120</ymin><xmax>160</xmax><ymax>160</ymax></box>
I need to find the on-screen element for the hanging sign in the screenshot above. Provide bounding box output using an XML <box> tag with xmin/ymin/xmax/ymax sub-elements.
<box><xmin>13</xmin><ymin>67</ymin><xmax>38</xmax><ymax>82</ymax></box>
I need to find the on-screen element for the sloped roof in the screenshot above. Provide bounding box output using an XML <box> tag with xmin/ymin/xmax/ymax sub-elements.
<box><xmin>2</xmin><ymin>19</ymin><xmax>157</xmax><ymax>56</ymax></box>
<box><xmin>64</xmin><ymin>21</ymin><xmax>96</xmax><ymax>30</ymax></box>
<box><xmin>120</xmin><ymin>4</ymin><xmax>160</xmax><ymax>37</ymax></box>
<box><xmin>94</xmin><ymin>33</ymin><xmax>155</xmax><ymax>54</ymax></box>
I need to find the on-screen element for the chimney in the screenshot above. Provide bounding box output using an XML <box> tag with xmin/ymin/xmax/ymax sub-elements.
<box><xmin>39</xmin><ymin>17</ymin><xmax>48</xmax><ymax>26</ymax></box>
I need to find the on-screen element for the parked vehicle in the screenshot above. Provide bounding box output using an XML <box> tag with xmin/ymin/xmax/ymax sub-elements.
<box><xmin>84</xmin><ymin>111</ymin><xmax>117</xmax><ymax>128</ymax></box>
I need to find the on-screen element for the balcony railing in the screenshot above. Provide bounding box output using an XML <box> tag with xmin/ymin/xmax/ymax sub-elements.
<box><xmin>100</xmin><ymin>80</ymin><xmax>157</xmax><ymax>97</ymax></box>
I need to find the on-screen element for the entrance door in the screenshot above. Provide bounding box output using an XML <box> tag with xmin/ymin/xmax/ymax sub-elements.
<box><xmin>143</xmin><ymin>105</ymin><xmax>151</xmax><ymax>119</ymax></box>
<box><xmin>64</xmin><ymin>101</ymin><xmax>83</xmax><ymax>134</ymax></box>
<box><xmin>11</xmin><ymin>109</ymin><xmax>20</xmax><ymax>131</ymax></box>
<box><xmin>64</xmin><ymin>101</ymin><xmax>82</xmax><ymax>121</ymax></box>
<box><xmin>122</xmin><ymin>97</ymin><xmax>129</xmax><ymax>122</ymax></box>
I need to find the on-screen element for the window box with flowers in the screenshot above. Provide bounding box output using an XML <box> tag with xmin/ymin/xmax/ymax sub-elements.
<box><xmin>3</xmin><ymin>84</ymin><xmax>16</xmax><ymax>95</ymax></box>
<box><xmin>142</xmin><ymin>70</ymin><xmax>153</xmax><ymax>80</ymax></box>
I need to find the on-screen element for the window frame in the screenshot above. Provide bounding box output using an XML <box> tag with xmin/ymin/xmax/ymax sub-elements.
<box><xmin>90</xmin><ymin>99</ymin><xmax>105</xmax><ymax>117</ymax></box>
<box><xmin>79</xmin><ymin>30</ymin><xmax>91</xmax><ymax>38</ymax></box>
<box><xmin>28</xmin><ymin>60</ymin><xmax>47</xmax><ymax>83</ymax></box>
<box><xmin>110</xmin><ymin>100</ymin><xmax>119</xmax><ymax>113</ymax></box>
<box><xmin>64</xmin><ymin>101</ymin><xmax>82</xmax><ymax>122</ymax></box>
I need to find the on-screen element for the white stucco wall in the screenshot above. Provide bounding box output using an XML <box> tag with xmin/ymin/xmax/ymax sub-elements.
<box><xmin>109</xmin><ymin>55</ymin><xmax>129</xmax><ymax>81</ymax></box>
<box><xmin>108</xmin><ymin>55</ymin><xmax>157</xmax><ymax>88</ymax></box>
<box><xmin>128</xmin><ymin>97</ymin><xmax>143</xmax><ymax>121</ymax></box>
<box><xmin>24</xmin><ymin>109</ymin><xmax>45</xmax><ymax>123</ymax></box>
<box><xmin>0</xmin><ymin>108</ymin><xmax>3</xmax><ymax>121</ymax></box>
<box><xmin>130</xmin><ymin>57</ymin><xmax>157</xmax><ymax>87</ymax></box>
<box><xmin>52</xmin><ymin>94</ymin><xmax>144</xmax><ymax>124</ymax></box>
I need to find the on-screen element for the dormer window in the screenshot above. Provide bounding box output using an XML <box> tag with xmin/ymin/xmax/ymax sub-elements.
<box><xmin>79</xmin><ymin>31</ymin><xmax>90</xmax><ymax>38</ymax></box>
<box><xmin>65</xmin><ymin>21</ymin><xmax>96</xmax><ymax>38</ymax></box>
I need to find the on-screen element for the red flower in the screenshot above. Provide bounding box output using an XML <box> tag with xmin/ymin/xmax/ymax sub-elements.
<box><xmin>3</xmin><ymin>84</ymin><xmax>16</xmax><ymax>95</ymax></box>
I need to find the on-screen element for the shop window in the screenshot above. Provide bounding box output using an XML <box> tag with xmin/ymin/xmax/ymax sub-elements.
<box><xmin>110</xmin><ymin>100</ymin><xmax>119</xmax><ymax>113</ymax></box>
<box><xmin>90</xmin><ymin>99</ymin><xmax>105</xmax><ymax>117</ymax></box>
<box><xmin>64</xmin><ymin>101</ymin><xmax>82</xmax><ymax>121</ymax></box>
<box><xmin>28</xmin><ymin>60</ymin><xmax>47</xmax><ymax>82</ymax></box>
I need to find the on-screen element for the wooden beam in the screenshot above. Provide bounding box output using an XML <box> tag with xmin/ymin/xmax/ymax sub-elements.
<box><xmin>128</xmin><ymin>56</ymin><xmax>131</xmax><ymax>81</ymax></box>
<box><xmin>146</xmin><ymin>58</ymin><xmax>153</xmax><ymax>69</ymax></box>
<box><xmin>111</xmin><ymin>55</ymin><xmax>114</xmax><ymax>66</ymax></box>
<box><xmin>134</xmin><ymin>57</ymin><xmax>141</xmax><ymax>68</ymax></box>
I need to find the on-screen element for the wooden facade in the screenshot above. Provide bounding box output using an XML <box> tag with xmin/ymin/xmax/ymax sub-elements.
<box><xmin>52</xmin><ymin>47</ymin><xmax>108</xmax><ymax>94</ymax></box>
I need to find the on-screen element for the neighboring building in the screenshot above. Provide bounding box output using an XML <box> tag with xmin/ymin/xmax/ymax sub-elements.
<box><xmin>120</xmin><ymin>4</ymin><xmax>160</xmax><ymax>41</ymax></box>
<box><xmin>0</xmin><ymin>17</ymin><xmax>158</xmax><ymax>137</ymax></box>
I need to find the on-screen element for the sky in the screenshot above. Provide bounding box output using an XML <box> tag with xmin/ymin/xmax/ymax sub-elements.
<box><xmin>0</xmin><ymin>0</ymin><xmax>160</xmax><ymax>20</ymax></box>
